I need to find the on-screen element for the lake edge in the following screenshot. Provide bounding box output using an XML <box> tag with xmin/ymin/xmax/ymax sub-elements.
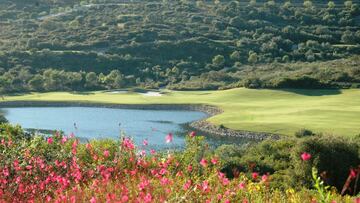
<box><xmin>0</xmin><ymin>100</ymin><xmax>278</xmax><ymax>140</ymax></box>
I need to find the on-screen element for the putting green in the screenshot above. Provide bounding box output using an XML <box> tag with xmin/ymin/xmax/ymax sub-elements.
<box><xmin>2</xmin><ymin>88</ymin><xmax>360</xmax><ymax>137</ymax></box>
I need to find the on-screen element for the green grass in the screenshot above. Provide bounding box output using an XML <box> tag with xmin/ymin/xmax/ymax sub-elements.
<box><xmin>2</xmin><ymin>88</ymin><xmax>360</xmax><ymax>137</ymax></box>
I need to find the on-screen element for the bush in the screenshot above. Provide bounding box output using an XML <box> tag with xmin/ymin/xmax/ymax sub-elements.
<box><xmin>215</xmin><ymin>144</ymin><xmax>245</xmax><ymax>179</ymax></box>
<box><xmin>272</xmin><ymin>76</ymin><xmax>330</xmax><ymax>89</ymax></box>
<box><xmin>232</xmin><ymin>139</ymin><xmax>297</xmax><ymax>189</ymax></box>
<box><xmin>295</xmin><ymin>129</ymin><xmax>314</xmax><ymax>138</ymax></box>
<box><xmin>0</xmin><ymin>115</ymin><xmax>7</xmax><ymax>124</ymax></box>
<box><xmin>242</xmin><ymin>77</ymin><xmax>262</xmax><ymax>89</ymax></box>
<box><xmin>0</xmin><ymin>123</ymin><xmax>358</xmax><ymax>201</ymax></box>
<box><xmin>292</xmin><ymin>136</ymin><xmax>360</xmax><ymax>192</ymax></box>
<box><xmin>216</xmin><ymin>135</ymin><xmax>360</xmax><ymax>192</ymax></box>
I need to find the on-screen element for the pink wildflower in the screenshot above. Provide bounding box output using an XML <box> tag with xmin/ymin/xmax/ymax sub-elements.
<box><xmin>238</xmin><ymin>182</ymin><xmax>246</xmax><ymax>189</ymax></box>
<box><xmin>350</xmin><ymin>169</ymin><xmax>357</xmax><ymax>178</ymax></box>
<box><xmin>183</xmin><ymin>180</ymin><xmax>192</xmax><ymax>190</ymax></box>
<box><xmin>61</xmin><ymin>136</ymin><xmax>68</xmax><ymax>144</ymax></box>
<box><xmin>252</xmin><ymin>172</ymin><xmax>259</xmax><ymax>180</ymax></box>
<box><xmin>201</xmin><ymin>180</ymin><xmax>210</xmax><ymax>193</ymax></box>
<box><xmin>262</xmin><ymin>174</ymin><xmax>269</xmax><ymax>182</ymax></box>
<box><xmin>200</xmin><ymin>158</ymin><xmax>208</xmax><ymax>167</ymax></box>
<box><xmin>103</xmin><ymin>150</ymin><xmax>110</xmax><ymax>157</ymax></box>
<box><xmin>143</xmin><ymin>193</ymin><xmax>152</xmax><ymax>203</ymax></box>
<box><xmin>165</xmin><ymin>133</ymin><xmax>173</xmax><ymax>143</ymax></box>
<box><xmin>211</xmin><ymin>157</ymin><xmax>218</xmax><ymax>165</ymax></box>
<box><xmin>121</xmin><ymin>195</ymin><xmax>129</xmax><ymax>202</ymax></box>
<box><xmin>301</xmin><ymin>152</ymin><xmax>311</xmax><ymax>161</ymax></box>
<box><xmin>47</xmin><ymin>137</ymin><xmax>53</xmax><ymax>144</ymax></box>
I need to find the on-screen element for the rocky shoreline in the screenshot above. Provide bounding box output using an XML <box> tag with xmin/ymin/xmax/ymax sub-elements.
<box><xmin>0</xmin><ymin>101</ymin><xmax>280</xmax><ymax>141</ymax></box>
<box><xmin>188</xmin><ymin>120</ymin><xmax>280</xmax><ymax>141</ymax></box>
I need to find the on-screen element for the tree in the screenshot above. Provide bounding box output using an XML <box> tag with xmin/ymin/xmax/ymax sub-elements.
<box><xmin>43</xmin><ymin>69</ymin><xmax>66</xmax><ymax>91</ymax></box>
<box><xmin>28</xmin><ymin>74</ymin><xmax>44</xmax><ymax>91</ymax></box>
<box><xmin>344</xmin><ymin>1</ymin><xmax>352</xmax><ymax>9</ymax></box>
<box><xmin>230</xmin><ymin>51</ymin><xmax>241</xmax><ymax>61</ymax></box>
<box><xmin>303</xmin><ymin>1</ymin><xmax>313</xmax><ymax>8</ymax></box>
<box><xmin>281</xmin><ymin>1</ymin><xmax>291</xmax><ymax>10</ymax></box>
<box><xmin>249</xmin><ymin>0</ymin><xmax>256</xmax><ymax>6</ymax></box>
<box><xmin>65</xmin><ymin>72</ymin><xmax>83</xmax><ymax>90</ymax></box>
<box><xmin>0</xmin><ymin>76</ymin><xmax>10</xmax><ymax>94</ymax></box>
<box><xmin>105</xmin><ymin>70</ymin><xmax>125</xmax><ymax>89</ymax></box>
<box><xmin>85</xmin><ymin>72</ymin><xmax>99</xmax><ymax>89</ymax></box>
<box><xmin>327</xmin><ymin>1</ymin><xmax>335</xmax><ymax>10</ymax></box>
<box><xmin>212</xmin><ymin>55</ymin><xmax>225</xmax><ymax>67</ymax></box>
<box><xmin>341</xmin><ymin>31</ymin><xmax>355</xmax><ymax>44</ymax></box>
<box><xmin>243</xmin><ymin>77</ymin><xmax>262</xmax><ymax>89</ymax></box>
<box><xmin>305</xmin><ymin>50</ymin><xmax>315</xmax><ymax>61</ymax></box>
<box><xmin>282</xmin><ymin>55</ymin><xmax>290</xmax><ymax>62</ymax></box>
<box><xmin>248</xmin><ymin>52</ymin><xmax>258</xmax><ymax>64</ymax></box>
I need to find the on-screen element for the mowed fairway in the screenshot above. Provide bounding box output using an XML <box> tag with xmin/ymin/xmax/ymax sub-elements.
<box><xmin>2</xmin><ymin>88</ymin><xmax>360</xmax><ymax>137</ymax></box>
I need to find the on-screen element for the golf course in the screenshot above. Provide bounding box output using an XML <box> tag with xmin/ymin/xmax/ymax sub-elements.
<box><xmin>2</xmin><ymin>88</ymin><xmax>360</xmax><ymax>137</ymax></box>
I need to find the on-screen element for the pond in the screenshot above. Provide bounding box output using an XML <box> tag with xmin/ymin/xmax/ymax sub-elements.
<box><xmin>2</xmin><ymin>107</ymin><xmax>251</xmax><ymax>150</ymax></box>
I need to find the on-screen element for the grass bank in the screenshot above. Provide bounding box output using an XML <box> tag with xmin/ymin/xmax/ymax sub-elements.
<box><xmin>2</xmin><ymin>88</ymin><xmax>360</xmax><ymax>137</ymax></box>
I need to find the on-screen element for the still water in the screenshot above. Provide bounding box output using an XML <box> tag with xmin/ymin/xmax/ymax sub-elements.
<box><xmin>2</xmin><ymin>107</ymin><xmax>250</xmax><ymax>150</ymax></box>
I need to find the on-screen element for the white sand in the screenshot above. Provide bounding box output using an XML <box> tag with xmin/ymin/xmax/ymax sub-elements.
<box><xmin>108</xmin><ymin>91</ymin><xmax>128</xmax><ymax>94</ymax></box>
<box><xmin>139</xmin><ymin>92</ymin><xmax>162</xmax><ymax>97</ymax></box>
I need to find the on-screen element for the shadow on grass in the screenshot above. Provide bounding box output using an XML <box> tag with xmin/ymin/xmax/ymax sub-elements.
<box><xmin>4</xmin><ymin>92</ymin><xmax>31</xmax><ymax>96</ymax></box>
<box><xmin>70</xmin><ymin>91</ymin><xmax>96</xmax><ymax>95</ymax></box>
<box><xmin>276</xmin><ymin>88</ymin><xmax>342</xmax><ymax>96</ymax></box>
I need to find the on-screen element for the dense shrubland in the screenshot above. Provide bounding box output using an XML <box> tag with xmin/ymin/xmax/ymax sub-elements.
<box><xmin>0</xmin><ymin>0</ymin><xmax>360</xmax><ymax>93</ymax></box>
<box><xmin>0</xmin><ymin>124</ymin><xmax>359</xmax><ymax>202</ymax></box>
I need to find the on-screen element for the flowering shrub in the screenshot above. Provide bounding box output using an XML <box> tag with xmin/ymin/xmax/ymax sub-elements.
<box><xmin>0</xmin><ymin>124</ymin><xmax>358</xmax><ymax>202</ymax></box>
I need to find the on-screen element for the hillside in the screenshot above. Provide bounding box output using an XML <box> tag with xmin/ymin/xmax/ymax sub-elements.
<box><xmin>0</xmin><ymin>0</ymin><xmax>360</xmax><ymax>92</ymax></box>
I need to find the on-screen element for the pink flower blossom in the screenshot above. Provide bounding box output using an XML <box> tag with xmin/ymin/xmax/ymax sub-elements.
<box><xmin>160</xmin><ymin>177</ymin><xmax>170</xmax><ymax>186</ymax></box>
<box><xmin>201</xmin><ymin>180</ymin><xmax>210</xmax><ymax>193</ymax></box>
<box><xmin>262</xmin><ymin>174</ymin><xmax>269</xmax><ymax>182</ymax></box>
<box><xmin>121</xmin><ymin>195</ymin><xmax>129</xmax><ymax>202</ymax></box>
<box><xmin>70</xmin><ymin>196</ymin><xmax>76</xmax><ymax>203</ymax></box>
<box><xmin>183</xmin><ymin>180</ymin><xmax>192</xmax><ymax>190</ymax></box>
<box><xmin>61</xmin><ymin>136</ymin><xmax>68</xmax><ymax>144</ymax></box>
<box><xmin>143</xmin><ymin>193</ymin><xmax>152</xmax><ymax>203</ymax></box>
<box><xmin>189</xmin><ymin>131</ymin><xmax>196</xmax><ymax>138</ymax></box>
<box><xmin>143</xmin><ymin>139</ymin><xmax>148</xmax><ymax>146</ymax></box>
<box><xmin>138</xmin><ymin>178</ymin><xmax>150</xmax><ymax>191</ymax></box>
<box><xmin>211</xmin><ymin>157</ymin><xmax>218</xmax><ymax>165</ymax></box>
<box><xmin>139</xmin><ymin>150</ymin><xmax>146</xmax><ymax>156</ymax></box>
<box><xmin>350</xmin><ymin>169</ymin><xmax>357</xmax><ymax>178</ymax></box>
<box><xmin>187</xmin><ymin>165</ymin><xmax>193</xmax><ymax>172</ymax></box>
<box><xmin>165</xmin><ymin>133</ymin><xmax>173</xmax><ymax>143</ymax></box>
<box><xmin>252</xmin><ymin>172</ymin><xmax>259</xmax><ymax>180</ymax></box>
<box><xmin>200</xmin><ymin>159</ymin><xmax>208</xmax><ymax>167</ymax></box>
<box><xmin>238</xmin><ymin>182</ymin><xmax>246</xmax><ymax>189</ymax></box>
<box><xmin>103</xmin><ymin>150</ymin><xmax>110</xmax><ymax>157</ymax></box>
<box><xmin>301</xmin><ymin>152</ymin><xmax>311</xmax><ymax>161</ymax></box>
<box><xmin>122</xmin><ymin>138</ymin><xmax>135</xmax><ymax>150</ymax></box>
<box><xmin>90</xmin><ymin>197</ymin><xmax>96</xmax><ymax>203</ymax></box>
<box><xmin>47</xmin><ymin>137</ymin><xmax>53</xmax><ymax>144</ymax></box>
